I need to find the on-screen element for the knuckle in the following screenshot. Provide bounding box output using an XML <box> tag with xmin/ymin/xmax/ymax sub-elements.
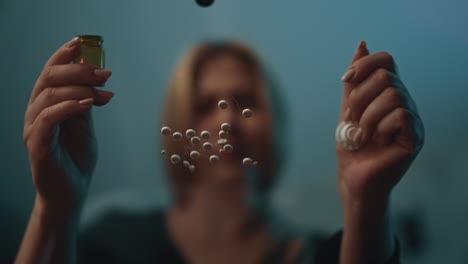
<box><xmin>40</xmin><ymin>107</ymin><xmax>52</xmax><ymax>124</ymax></box>
<box><xmin>384</xmin><ymin>87</ymin><xmax>401</xmax><ymax>103</ymax></box>
<box><xmin>42</xmin><ymin>87</ymin><xmax>55</xmax><ymax>99</ymax></box>
<box><xmin>375</xmin><ymin>68</ymin><xmax>390</xmax><ymax>83</ymax></box>
<box><xmin>43</xmin><ymin>66</ymin><xmax>56</xmax><ymax>85</ymax></box>
<box><xmin>348</xmin><ymin>90</ymin><xmax>359</xmax><ymax>108</ymax></box>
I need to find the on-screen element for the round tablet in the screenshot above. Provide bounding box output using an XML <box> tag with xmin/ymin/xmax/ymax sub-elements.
<box><xmin>242</xmin><ymin>157</ymin><xmax>253</xmax><ymax>167</ymax></box>
<box><xmin>161</xmin><ymin>149</ymin><xmax>166</xmax><ymax>155</ymax></box>
<box><xmin>252</xmin><ymin>161</ymin><xmax>258</xmax><ymax>166</ymax></box>
<box><xmin>172</xmin><ymin>132</ymin><xmax>183</xmax><ymax>141</ymax></box>
<box><xmin>242</xmin><ymin>108</ymin><xmax>253</xmax><ymax>118</ymax></box>
<box><xmin>223</xmin><ymin>144</ymin><xmax>233</xmax><ymax>153</ymax></box>
<box><xmin>186</xmin><ymin>129</ymin><xmax>196</xmax><ymax>138</ymax></box>
<box><xmin>161</xmin><ymin>126</ymin><xmax>171</xmax><ymax>136</ymax></box>
<box><xmin>170</xmin><ymin>154</ymin><xmax>181</xmax><ymax>164</ymax></box>
<box><xmin>218</xmin><ymin>100</ymin><xmax>228</xmax><ymax>110</ymax></box>
<box><xmin>217</xmin><ymin>139</ymin><xmax>228</xmax><ymax>146</ymax></box>
<box><xmin>201</xmin><ymin>130</ymin><xmax>211</xmax><ymax>139</ymax></box>
<box><xmin>190</xmin><ymin>150</ymin><xmax>200</xmax><ymax>160</ymax></box>
<box><xmin>191</xmin><ymin>136</ymin><xmax>201</xmax><ymax>145</ymax></box>
<box><xmin>183</xmin><ymin>160</ymin><xmax>190</xmax><ymax>167</ymax></box>
<box><xmin>203</xmin><ymin>142</ymin><xmax>213</xmax><ymax>151</ymax></box>
<box><xmin>209</xmin><ymin>155</ymin><xmax>220</xmax><ymax>164</ymax></box>
<box><xmin>218</xmin><ymin>130</ymin><xmax>227</xmax><ymax>139</ymax></box>
<box><xmin>188</xmin><ymin>165</ymin><xmax>196</xmax><ymax>173</ymax></box>
<box><xmin>221</xmin><ymin>123</ymin><xmax>231</xmax><ymax>132</ymax></box>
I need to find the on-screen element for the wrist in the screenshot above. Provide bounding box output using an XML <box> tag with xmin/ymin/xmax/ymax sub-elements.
<box><xmin>33</xmin><ymin>195</ymin><xmax>81</xmax><ymax>228</ymax></box>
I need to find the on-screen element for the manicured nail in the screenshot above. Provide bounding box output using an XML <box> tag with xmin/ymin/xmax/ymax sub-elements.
<box><xmin>357</xmin><ymin>40</ymin><xmax>367</xmax><ymax>50</ymax></box>
<box><xmin>94</xmin><ymin>69</ymin><xmax>112</xmax><ymax>78</ymax></box>
<box><xmin>341</xmin><ymin>68</ymin><xmax>356</xmax><ymax>82</ymax></box>
<box><xmin>343</xmin><ymin>107</ymin><xmax>351</xmax><ymax>122</ymax></box>
<box><xmin>353</xmin><ymin>127</ymin><xmax>362</xmax><ymax>143</ymax></box>
<box><xmin>79</xmin><ymin>98</ymin><xmax>94</xmax><ymax>105</ymax></box>
<box><xmin>67</xmin><ymin>36</ymin><xmax>80</xmax><ymax>48</ymax></box>
<box><xmin>97</xmin><ymin>90</ymin><xmax>114</xmax><ymax>99</ymax></box>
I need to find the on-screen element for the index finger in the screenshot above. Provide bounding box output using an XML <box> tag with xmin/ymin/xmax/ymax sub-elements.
<box><xmin>45</xmin><ymin>37</ymin><xmax>82</xmax><ymax>68</ymax></box>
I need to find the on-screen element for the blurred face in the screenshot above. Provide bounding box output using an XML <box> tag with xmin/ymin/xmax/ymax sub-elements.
<box><xmin>192</xmin><ymin>53</ymin><xmax>272</xmax><ymax>186</ymax></box>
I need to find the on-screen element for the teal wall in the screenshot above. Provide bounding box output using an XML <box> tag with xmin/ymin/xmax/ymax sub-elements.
<box><xmin>1</xmin><ymin>0</ymin><xmax>468</xmax><ymax>263</ymax></box>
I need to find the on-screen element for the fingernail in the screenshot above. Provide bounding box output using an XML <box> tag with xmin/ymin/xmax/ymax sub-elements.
<box><xmin>67</xmin><ymin>36</ymin><xmax>81</xmax><ymax>48</ymax></box>
<box><xmin>353</xmin><ymin>127</ymin><xmax>362</xmax><ymax>143</ymax></box>
<box><xmin>341</xmin><ymin>68</ymin><xmax>356</xmax><ymax>82</ymax></box>
<box><xmin>97</xmin><ymin>90</ymin><xmax>114</xmax><ymax>99</ymax></box>
<box><xmin>94</xmin><ymin>69</ymin><xmax>112</xmax><ymax>78</ymax></box>
<box><xmin>357</xmin><ymin>40</ymin><xmax>367</xmax><ymax>50</ymax></box>
<box><xmin>79</xmin><ymin>98</ymin><xmax>94</xmax><ymax>105</ymax></box>
<box><xmin>343</xmin><ymin>107</ymin><xmax>351</xmax><ymax>122</ymax></box>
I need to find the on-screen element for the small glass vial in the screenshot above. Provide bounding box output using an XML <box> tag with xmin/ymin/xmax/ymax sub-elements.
<box><xmin>73</xmin><ymin>35</ymin><xmax>104</xmax><ymax>68</ymax></box>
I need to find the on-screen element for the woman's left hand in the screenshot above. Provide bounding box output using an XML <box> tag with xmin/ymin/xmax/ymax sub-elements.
<box><xmin>336</xmin><ymin>41</ymin><xmax>425</xmax><ymax>205</ymax></box>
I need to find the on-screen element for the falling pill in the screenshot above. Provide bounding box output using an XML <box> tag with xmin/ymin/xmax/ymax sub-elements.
<box><xmin>217</xmin><ymin>138</ymin><xmax>228</xmax><ymax>146</ymax></box>
<box><xmin>186</xmin><ymin>129</ymin><xmax>196</xmax><ymax>138</ymax></box>
<box><xmin>161</xmin><ymin>126</ymin><xmax>172</xmax><ymax>136</ymax></box>
<box><xmin>170</xmin><ymin>154</ymin><xmax>181</xmax><ymax>164</ymax></box>
<box><xmin>189</xmin><ymin>165</ymin><xmax>196</xmax><ymax>173</ymax></box>
<box><xmin>218</xmin><ymin>130</ymin><xmax>227</xmax><ymax>139</ymax></box>
<box><xmin>242</xmin><ymin>157</ymin><xmax>253</xmax><ymax>166</ymax></box>
<box><xmin>172</xmin><ymin>132</ymin><xmax>183</xmax><ymax>141</ymax></box>
<box><xmin>183</xmin><ymin>160</ymin><xmax>190</xmax><ymax>167</ymax></box>
<box><xmin>209</xmin><ymin>155</ymin><xmax>220</xmax><ymax>164</ymax></box>
<box><xmin>218</xmin><ymin>100</ymin><xmax>228</xmax><ymax>109</ymax></box>
<box><xmin>242</xmin><ymin>108</ymin><xmax>253</xmax><ymax>118</ymax></box>
<box><xmin>190</xmin><ymin>150</ymin><xmax>200</xmax><ymax>160</ymax></box>
<box><xmin>161</xmin><ymin>149</ymin><xmax>166</xmax><ymax>155</ymax></box>
<box><xmin>201</xmin><ymin>130</ymin><xmax>211</xmax><ymax>139</ymax></box>
<box><xmin>191</xmin><ymin>136</ymin><xmax>201</xmax><ymax>145</ymax></box>
<box><xmin>203</xmin><ymin>142</ymin><xmax>213</xmax><ymax>150</ymax></box>
<box><xmin>223</xmin><ymin>144</ymin><xmax>233</xmax><ymax>153</ymax></box>
<box><xmin>221</xmin><ymin>123</ymin><xmax>231</xmax><ymax>132</ymax></box>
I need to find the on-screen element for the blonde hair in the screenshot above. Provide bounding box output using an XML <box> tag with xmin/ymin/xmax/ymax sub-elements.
<box><xmin>161</xmin><ymin>41</ymin><xmax>281</xmax><ymax>203</ymax></box>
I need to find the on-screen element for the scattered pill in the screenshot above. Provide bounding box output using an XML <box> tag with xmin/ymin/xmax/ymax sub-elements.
<box><xmin>242</xmin><ymin>108</ymin><xmax>253</xmax><ymax>118</ymax></box>
<box><xmin>170</xmin><ymin>154</ymin><xmax>181</xmax><ymax>164</ymax></box>
<box><xmin>183</xmin><ymin>160</ymin><xmax>190</xmax><ymax>167</ymax></box>
<box><xmin>190</xmin><ymin>150</ymin><xmax>200</xmax><ymax>160</ymax></box>
<box><xmin>219</xmin><ymin>149</ymin><xmax>224</xmax><ymax>154</ymax></box>
<box><xmin>191</xmin><ymin>136</ymin><xmax>201</xmax><ymax>145</ymax></box>
<box><xmin>242</xmin><ymin>157</ymin><xmax>253</xmax><ymax>166</ymax></box>
<box><xmin>186</xmin><ymin>129</ymin><xmax>196</xmax><ymax>138</ymax></box>
<box><xmin>201</xmin><ymin>130</ymin><xmax>211</xmax><ymax>139</ymax></box>
<box><xmin>161</xmin><ymin>126</ymin><xmax>171</xmax><ymax>136</ymax></box>
<box><xmin>203</xmin><ymin>142</ymin><xmax>213</xmax><ymax>150</ymax></box>
<box><xmin>219</xmin><ymin>130</ymin><xmax>227</xmax><ymax>138</ymax></box>
<box><xmin>217</xmin><ymin>138</ymin><xmax>228</xmax><ymax>146</ymax></box>
<box><xmin>221</xmin><ymin>123</ymin><xmax>231</xmax><ymax>132</ymax></box>
<box><xmin>172</xmin><ymin>132</ymin><xmax>183</xmax><ymax>141</ymax></box>
<box><xmin>189</xmin><ymin>165</ymin><xmax>196</xmax><ymax>173</ymax></box>
<box><xmin>223</xmin><ymin>144</ymin><xmax>233</xmax><ymax>153</ymax></box>
<box><xmin>252</xmin><ymin>161</ymin><xmax>258</xmax><ymax>166</ymax></box>
<box><xmin>218</xmin><ymin>100</ymin><xmax>228</xmax><ymax>109</ymax></box>
<box><xmin>209</xmin><ymin>155</ymin><xmax>220</xmax><ymax>164</ymax></box>
<box><xmin>161</xmin><ymin>149</ymin><xmax>166</xmax><ymax>155</ymax></box>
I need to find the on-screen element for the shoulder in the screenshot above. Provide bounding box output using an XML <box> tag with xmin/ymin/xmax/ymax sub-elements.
<box><xmin>78</xmin><ymin>200</ymin><xmax>169</xmax><ymax>263</ymax></box>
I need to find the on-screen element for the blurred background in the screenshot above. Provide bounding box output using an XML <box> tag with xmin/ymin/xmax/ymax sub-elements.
<box><xmin>1</xmin><ymin>0</ymin><xmax>467</xmax><ymax>263</ymax></box>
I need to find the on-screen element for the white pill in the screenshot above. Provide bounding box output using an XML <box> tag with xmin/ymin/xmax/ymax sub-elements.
<box><xmin>218</xmin><ymin>100</ymin><xmax>228</xmax><ymax>109</ymax></box>
<box><xmin>219</xmin><ymin>149</ymin><xmax>224</xmax><ymax>154</ymax></box>
<box><xmin>170</xmin><ymin>154</ymin><xmax>181</xmax><ymax>164</ymax></box>
<box><xmin>217</xmin><ymin>138</ymin><xmax>228</xmax><ymax>146</ymax></box>
<box><xmin>188</xmin><ymin>165</ymin><xmax>196</xmax><ymax>173</ymax></box>
<box><xmin>186</xmin><ymin>129</ymin><xmax>196</xmax><ymax>138</ymax></box>
<box><xmin>242</xmin><ymin>157</ymin><xmax>253</xmax><ymax>166</ymax></box>
<box><xmin>218</xmin><ymin>130</ymin><xmax>227</xmax><ymax>138</ymax></box>
<box><xmin>161</xmin><ymin>126</ymin><xmax>172</xmax><ymax>136</ymax></box>
<box><xmin>183</xmin><ymin>160</ymin><xmax>190</xmax><ymax>167</ymax></box>
<box><xmin>209</xmin><ymin>155</ymin><xmax>220</xmax><ymax>164</ymax></box>
<box><xmin>190</xmin><ymin>150</ymin><xmax>200</xmax><ymax>160</ymax></box>
<box><xmin>252</xmin><ymin>161</ymin><xmax>258</xmax><ymax>166</ymax></box>
<box><xmin>203</xmin><ymin>142</ymin><xmax>213</xmax><ymax>150</ymax></box>
<box><xmin>191</xmin><ymin>136</ymin><xmax>201</xmax><ymax>145</ymax></box>
<box><xmin>161</xmin><ymin>149</ymin><xmax>166</xmax><ymax>155</ymax></box>
<box><xmin>223</xmin><ymin>144</ymin><xmax>233</xmax><ymax>153</ymax></box>
<box><xmin>242</xmin><ymin>108</ymin><xmax>253</xmax><ymax>118</ymax></box>
<box><xmin>221</xmin><ymin>123</ymin><xmax>231</xmax><ymax>132</ymax></box>
<box><xmin>172</xmin><ymin>132</ymin><xmax>183</xmax><ymax>141</ymax></box>
<box><xmin>201</xmin><ymin>130</ymin><xmax>211</xmax><ymax>139</ymax></box>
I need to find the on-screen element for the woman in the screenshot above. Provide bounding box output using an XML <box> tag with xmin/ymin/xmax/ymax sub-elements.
<box><xmin>15</xmin><ymin>37</ymin><xmax>424</xmax><ymax>264</ymax></box>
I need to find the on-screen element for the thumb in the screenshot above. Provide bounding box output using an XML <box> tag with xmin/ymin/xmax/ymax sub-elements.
<box><xmin>339</xmin><ymin>41</ymin><xmax>370</xmax><ymax>119</ymax></box>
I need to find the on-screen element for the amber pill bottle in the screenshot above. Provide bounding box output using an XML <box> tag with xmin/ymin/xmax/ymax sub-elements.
<box><xmin>73</xmin><ymin>35</ymin><xmax>104</xmax><ymax>68</ymax></box>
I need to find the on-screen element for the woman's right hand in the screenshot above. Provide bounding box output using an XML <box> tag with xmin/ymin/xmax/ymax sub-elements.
<box><xmin>23</xmin><ymin>37</ymin><xmax>114</xmax><ymax>218</ymax></box>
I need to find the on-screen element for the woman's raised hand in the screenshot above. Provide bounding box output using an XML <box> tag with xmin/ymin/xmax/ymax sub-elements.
<box><xmin>23</xmin><ymin>37</ymin><xmax>114</xmax><ymax>217</ymax></box>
